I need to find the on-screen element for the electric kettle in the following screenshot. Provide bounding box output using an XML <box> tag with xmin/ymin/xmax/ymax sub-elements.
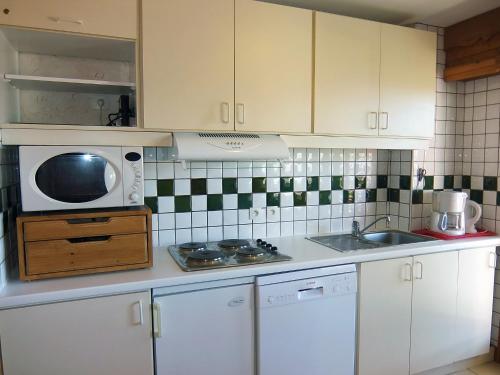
<box><xmin>464</xmin><ymin>199</ymin><xmax>481</xmax><ymax>233</ymax></box>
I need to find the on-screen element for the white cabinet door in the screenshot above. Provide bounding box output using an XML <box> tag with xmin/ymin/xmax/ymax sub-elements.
<box><xmin>455</xmin><ymin>247</ymin><xmax>496</xmax><ymax>361</ymax></box>
<box><xmin>314</xmin><ymin>13</ymin><xmax>381</xmax><ymax>136</ymax></box>
<box><xmin>358</xmin><ymin>257</ymin><xmax>413</xmax><ymax>375</ymax></box>
<box><xmin>410</xmin><ymin>251</ymin><xmax>458</xmax><ymax>374</ymax></box>
<box><xmin>0</xmin><ymin>292</ymin><xmax>153</xmax><ymax>375</ymax></box>
<box><xmin>155</xmin><ymin>284</ymin><xmax>254</xmax><ymax>375</ymax></box>
<box><xmin>379</xmin><ymin>24</ymin><xmax>436</xmax><ymax>138</ymax></box>
<box><xmin>142</xmin><ymin>0</ymin><xmax>234</xmax><ymax>131</ymax></box>
<box><xmin>235</xmin><ymin>0</ymin><xmax>312</xmax><ymax>133</ymax></box>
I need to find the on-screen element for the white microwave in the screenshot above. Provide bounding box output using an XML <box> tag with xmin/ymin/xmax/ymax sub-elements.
<box><xmin>19</xmin><ymin>146</ymin><xmax>144</xmax><ymax>212</ymax></box>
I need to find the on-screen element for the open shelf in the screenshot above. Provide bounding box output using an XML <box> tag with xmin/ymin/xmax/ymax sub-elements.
<box><xmin>4</xmin><ymin>74</ymin><xmax>135</xmax><ymax>95</ymax></box>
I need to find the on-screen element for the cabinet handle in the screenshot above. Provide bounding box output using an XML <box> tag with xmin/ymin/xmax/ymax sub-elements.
<box><xmin>368</xmin><ymin>112</ymin><xmax>378</xmax><ymax>129</ymax></box>
<box><xmin>132</xmin><ymin>300</ymin><xmax>144</xmax><ymax>325</ymax></box>
<box><xmin>402</xmin><ymin>263</ymin><xmax>412</xmax><ymax>281</ymax></box>
<box><xmin>236</xmin><ymin>103</ymin><xmax>245</xmax><ymax>124</ymax></box>
<box><xmin>489</xmin><ymin>252</ymin><xmax>497</xmax><ymax>269</ymax></box>
<box><xmin>221</xmin><ymin>102</ymin><xmax>230</xmax><ymax>124</ymax></box>
<box><xmin>48</xmin><ymin>16</ymin><xmax>84</xmax><ymax>25</ymax></box>
<box><xmin>152</xmin><ymin>302</ymin><xmax>162</xmax><ymax>338</ymax></box>
<box><xmin>415</xmin><ymin>261</ymin><xmax>423</xmax><ymax>279</ymax></box>
<box><xmin>379</xmin><ymin>112</ymin><xmax>389</xmax><ymax>129</ymax></box>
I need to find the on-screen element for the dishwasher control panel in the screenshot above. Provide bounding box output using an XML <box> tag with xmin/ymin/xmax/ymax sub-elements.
<box><xmin>257</xmin><ymin>272</ymin><xmax>357</xmax><ymax>309</ymax></box>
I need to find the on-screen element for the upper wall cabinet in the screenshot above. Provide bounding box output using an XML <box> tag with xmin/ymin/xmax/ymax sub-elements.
<box><xmin>235</xmin><ymin>0</ymin><xmax>312</xmax><ymax>133</ymax></box>
<box><xmin>315</xmin><ymin>13</ymin><xmax>436</xmax><ymax>139</ymax></box>
<box><xmin>315</xmin><ymin>13</ymin><xmax>381</xmax><ymax>136</ymax></box>
<box><xmin>379</xmin><ymin>24</ymin><xmax>437</xmax><ymax>138</ymax></box>
<box><xmin>0</xmin><ymin>0</ymin><xmax>137</xmax><ymax>39</ymax></box>
<box><xmin>142</xmin><ymin>0</ymin><xmax>312</xmax><ymax>134</ymax></box>
<box><xmin>142</xmin><ymin>0</ymin><xmax>235</xmax><ymax>132</ymax></box>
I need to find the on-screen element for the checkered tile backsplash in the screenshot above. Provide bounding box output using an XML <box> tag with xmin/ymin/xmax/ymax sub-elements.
<box><xmin>143</xmin><ymin>147</ymin><xmax>410</xmax><ymax>247</ymax></box>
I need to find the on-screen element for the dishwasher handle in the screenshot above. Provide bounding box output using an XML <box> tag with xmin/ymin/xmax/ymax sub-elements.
<box><xmin>298</xmin><ymin>286</ymin><xmax>324</xmax><ymax>300</ymax></box>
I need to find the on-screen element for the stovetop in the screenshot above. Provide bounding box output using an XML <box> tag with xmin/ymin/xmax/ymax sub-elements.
<box><xmin>168</xmin><ymin>239</ymin><xmax>292</xmax><ymax>271</ymax></box>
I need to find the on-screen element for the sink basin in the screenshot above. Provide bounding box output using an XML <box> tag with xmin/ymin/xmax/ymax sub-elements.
<box><xmin>308</xmin><ymin>230</ymin><xmax>436</xmax><ymax>252</ymax></box>
<box><xmin>361</xmin><ymin>230</ymin><xmax>435</xmax><ymax>246</ymax></box>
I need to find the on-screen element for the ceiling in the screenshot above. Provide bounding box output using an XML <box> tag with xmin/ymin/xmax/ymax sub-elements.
<box><xmin>260</xmin><ymin>0</ymin><xmax>500</xmax><ymax>27</ymax></box>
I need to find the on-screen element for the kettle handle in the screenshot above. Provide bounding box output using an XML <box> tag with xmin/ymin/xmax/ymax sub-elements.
<box><xmin>466</xmin><ymin>199</ymin><xmax>481</xmax><ymax>224</ymax></box>
<box><xmin>438</xmin><ymin>212</ymin><xmax>448</xmax><ymax>232</ymax></box>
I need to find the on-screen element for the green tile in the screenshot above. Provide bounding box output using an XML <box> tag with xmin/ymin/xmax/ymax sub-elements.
<box><xmin>157</xmin><ymin>179</ymin><xmax>174</xmax><ymax>196</ymax></box>
<box><xmin>319</xmin><ymin>191</ymin><xmax>331</xmax><ymax>205</ymax></box>
<box><xmin>366</xmin><ymin>189</ymin><xmax>377</xmax><ymax>203</ymax></box>
<box><xmin>355</xmin><ymin>176</ymin><xmax>366</xmax><ymax>189</ymax></box>
<box><xmin>424</xmin><ymin>176</ymin><xmax>434</xmax><ymax>190</ymax></box>
<box><xmin>144</xmin><ymin>197</ymin><xmax>158</xmax><ymax>214</ymax></box>
<box><xmin>174</xmin><ymin>196</ymin><xmax>191</xmax><ymax>212</ymax></box>
<box><xmin>332</xmin><ymin>176</ymin><xmax>343</xmax><ymax>190</ymax></box>
<box><xmin>412</xmin><ymin>190</ymin><xmax>423</xmax><ymax>204</ymax></box>
<box><xmin>307</xmin><ymin>177</ymin><xmax>319</xmax><ymax>191</ymax></box>
<box><xmin>470</xmin><ymin>190</ymin><xmax>483</xmax><ymax>204</ymax></box>
<box><xmin>294</xmin><ymin>192</ymin><xmax>307</xmax><ymax>206</ymax></box>
<box><xmin>399</xmin><ymin>176</ymin><xmax>411</xmax><ymax>190</ymax></box>
<box><xmin>266</xmin><ymin>192</ymin><xmax>280</xmax><ymax>207</ymax></box>
<box><xmin>462</xmin><ymin>176</ymin><xmax>471</xmax><ymax>189</ymax></box>
<box><xmin>497</xmin><ymin>192</ymin><xmax>500</xmax><ymax>206</ymax></box>
<box><xmin>207</xmin><ymin>194</ymin><xmax>223</xmax><ymax>211</ymax></box>
<box><xmin>484</xmin><ymin>176</ymin><xmax>497</xmax><ymax>191</ymax></box>
<box><xmin>280</xmin><ymin>177</ymin><xmax>294</xmax><ymax>192</ymax></box>
<box><xmin>222</xmin><ymin>178</ymin><xmax>238</xmax><ymax>194</ymax></box>
<box><xmin>444</xmin><ymin>175</ymin><xmax>454</xmax><ymax>189</ymax></box>
<box><xmin>191</xmin><ymin>178</ymin><xmax>207</xmax><ymax>195</ymax></box>
<box><xmin>343</xmin><ymin>190</ymin><xmax>354</xmax><ymax>204</ymax></box>
<box><xmin>238</xmin><ymin>193</ymin><xmax>253</xmax><ymax>209</ymax></box>
<box><xmin>252</xmin><ymin>177</ymin><xmax>267</xmax><ymax>193</ymax></box>
<box><xmin>389</xmin><ymin>188</ymin><xmax>400</xmax><ymax>202</ymax></box>
<box><xmin>377</xmin><ymin>175</ymin><xmax>387</xmax><ymax>188</ymax></box>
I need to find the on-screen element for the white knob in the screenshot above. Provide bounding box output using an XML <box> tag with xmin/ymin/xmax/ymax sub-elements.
<box><xmin>129</xmin><ymin>192</ymin><xmax>139</xmax><ymax>201</ymax></box>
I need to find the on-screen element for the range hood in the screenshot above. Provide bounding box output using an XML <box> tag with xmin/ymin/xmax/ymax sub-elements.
<box><xmin>171</xmin><ymin>132</ymin><xmax>290</xmax><ymax>161</ymax></box>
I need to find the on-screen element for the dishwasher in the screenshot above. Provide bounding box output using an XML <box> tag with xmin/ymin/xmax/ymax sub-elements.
<box><xmin>256</xmin><ymin>264</ymin><xmax>357</xmax><ymax>375</ymax></box>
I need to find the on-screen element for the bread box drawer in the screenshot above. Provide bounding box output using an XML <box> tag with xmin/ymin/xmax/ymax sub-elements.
<box><xmin>25</xmin><ymin>233</ymin><xmax>148</xmax><ymax>276</ymax></box>
<box><xmin>24</xmin><ymin>215</ymin><xmax>147</xmax><ymax>242</ymax></box>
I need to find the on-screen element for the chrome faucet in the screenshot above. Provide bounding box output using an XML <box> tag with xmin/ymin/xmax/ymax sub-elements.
<box><xmin>352</xmin><ymin>216</ymin><xmax>391</xmax><ymax>238</ymax></box>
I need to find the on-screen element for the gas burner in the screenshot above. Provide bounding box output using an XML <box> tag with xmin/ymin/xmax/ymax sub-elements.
<box><xmin>178</xmin><ymin>242</ymin><xmax>207</xmax><ymax>254</ymax></box>
<box><xmin>218</xmin><ymin>239</ymin><xmax>251</xmax><ymax>250</ymax></box>
<box><xmin>236</xmin><ymin>247</ymin><xmax>266</xmax><ymax>259</ymax></box>
<box><xmin>186</xmin><ymin>250</ymin><xmax>225</xmax><ymax>267</ymax></box>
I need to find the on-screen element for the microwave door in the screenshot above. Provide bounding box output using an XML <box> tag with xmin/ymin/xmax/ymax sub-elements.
<box><xmin>104</xmin><ymin>162</ymin><xmax>117</xmax><ymax>193</ymax></box>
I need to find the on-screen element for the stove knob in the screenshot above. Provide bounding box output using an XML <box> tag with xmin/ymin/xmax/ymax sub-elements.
<box><xmin>270</xmin><ymin>246</ymin><xmax>278</xmax><ymax>253</ymax></box>
<box><xmin>260</xmin><ymin>241</ymin><xmax>267</xmax><ymax>247</ymax></box>
<box><xmin>266</xmin><ymin>243</ymin><xmax>272</xmax><ymax>249</ymax></box>
<box><xmin>129</xmin><ymin>192</ymin><xmax>140</xmax><ymax>201</ymax></box>
<box><xmin>256</xmin><ymin>239</ymin><xmax>263</xmax><ymax>245</ymax></box>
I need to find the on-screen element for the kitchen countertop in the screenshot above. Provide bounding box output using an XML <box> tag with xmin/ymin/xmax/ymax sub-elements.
<box><xmin>1</xmin><ymin>234</ymin><xmax>500</xmax><ymax>310</ymax></box>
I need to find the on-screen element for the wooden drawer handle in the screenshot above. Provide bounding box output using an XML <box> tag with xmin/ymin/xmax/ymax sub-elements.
<box><xmin>67</xmin><ymin>235</ymin><xmax>111</xmax><ymax>244</ymax></box>
<box><xmin>66</xmin><ymin>217</ymin><xmax>111</xmax><ymax>225</ymax></box>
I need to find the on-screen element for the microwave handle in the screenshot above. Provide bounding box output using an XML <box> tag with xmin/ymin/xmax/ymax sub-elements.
<box><xmin>104</xmin><ymin>162</ymin><xmax>117</xmax><ymax>193</ymax></box>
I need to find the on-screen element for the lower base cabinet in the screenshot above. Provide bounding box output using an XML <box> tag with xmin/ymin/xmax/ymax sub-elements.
<box><xmin>358</xmin><ymin>248</ymin><xmax>496</xmax><ymax>375</ymax></box>
<box><xmin>153</xmin><ymin>282</ymin><xmax>254</xmax><ymax>375</ymax></box>
<box><xmin>0</xmin><ymin>292</ymin><xmax>153</xmax><ymax>375</ymax></box>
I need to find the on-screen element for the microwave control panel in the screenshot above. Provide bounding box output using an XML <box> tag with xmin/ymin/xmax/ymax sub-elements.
<box><xmin>123</xmin><ymin>147</ymin><xmax>144</xmax><ymax>206</ymax></box>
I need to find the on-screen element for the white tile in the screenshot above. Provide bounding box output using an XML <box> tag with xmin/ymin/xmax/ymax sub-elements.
<box><xmin>294</xmin><ymin>207</ymin><xmax>306</xmax><ymax>220</ymax></box>
<box><xmin>319</xmin><ymin>205</ymin><xmax>331</xmax><ymax>219</ymax></box>
<box><xmin>267</xmin><ymin>222</ymin><xmax>281</xmax><ymax>237</ymax></box>
<box><xmin>293</xmin><ymin>221</ymin><xmax>306</xmax><ymax>235</ymax></box>
<box><xmin>344</xmin><ymin>149</ymin><xmax>356</xmax><ymax>161</ymax></box>
<box><xmin>331</xmin><ymin>149</ymin><xmax>343</xmax><ymax>161</ymax></box>
<box><xmin>318</xmin><ymin>219</ymin><xmax>331</xmax><ymax>233</ymax></box>
<box><xmin>223</xmin><ymin>168</ymin><xmax>237</xmax><ymax>177</ymax></box>
<box><xmin>207</xmin><ymin>168</ymin><xmax>222</xmax><ymax>178</ymax></box>
<box><xmin>487</xmin><ymin>89</ymin><xmax>500</xmax><ymax>105</ymax></box>
<box><xmin>144</xmin><ymin>163</ymin><xmax>157</xmax><ymax>179</ymax></box>
<box><xmin>223</xmin><ymin>225</ymin><xmax>238</xmax><ymax>239</ymax></box>
<box><xmin>267</xmin><ymin>177</ymin><xmax>280</xmax><ymax>192</ymax></box>
<box><xmin>306</xmin><ymin>191</ymin><xmax>319</xmax><ymax>206</ymax></box>
<box><xmin>331</xmin><ymin>191</ymin><xmax>343</xmax><ymax>204</ymax></box>
<box><xmin>174</xmin><ymin>162</ymin><xmax>190</xmax><ymax>178</ymax></box>
<box><xmin>267</xmin><ymin>167</ymin><xmax>280</xmax><ymax>177</ymax></box>
<box><xmin>238</xmin><ymin>209</ymin><xmax>252</xmax><ymax>224</ymax></box>
<box><xmin>294</xmin><ymin>148</ymin><xmax>306</xmax><ymax>162</ymax></box>
<box><xmin>223</xmin><ymin>210</ymin><xmax>238</xmax><ymax>225</ymax></box>
<box><xmin>356</xmin><ymin>149</ymin><xmax>367</xmax><ymax>161</ymax></box>
<box><xmin>191</xmin><ymin>195</ymin><xmax>207</xmax><ymax>211</ymax></box>
<box><xmin>319</xmin><ymin>149</ymin><xmax>331</xmax><ymax>161</ymax></box>
<box><xmin>306</xmin><ymin>148</ymin><xmax>319</xmax><ymax>162</ymax></box>
<box><xmin>159</xmin><ymin>213</ymin><xmax>175</xmax><ymax>230</ymax></box>
<box><xmin>208</xmin><ymin>226</ymin><xmax>223</xmax><ymax>241</ymax></box>
<box><xmin>207</xmin><ymin>178</ymin><xmax>222</xmax><ymax>194</ymax></box>
<box><xmin>158</xmin><ymin>230</ymin><xmax>175</xmax><ymax>246</ymax></box>
<box><xmin>306</xmin><ymin>220</ymin><xmax>319</xmax><ymax>234</ymax></box>
<box><xmin>306</xmin><ymin>162</ymin><xmax>320</xmax><ymax>176</ymax></box>
<box><xmin>175</xmin><ymin>229</ymin><xmax>192</xmax><ymax>243</ymax></box>
<box><xmin>281</xmin><ymin>207</ymin><xmax>294</xmax><ymax>221</ymax></box>
<box><xmin>343</xmin><ymin>204</ymin><xmax>354</xmax><ymax>217</ymax></box>
<box><xmin>237</xmin><ymin>178</ymin><xmax>252</xmax><ymax>193</ymax></box>
<box><xmin>281</xmin><ymin>221</ymin><xmax>294</xmax><ymax>236</ymax></box>
<box><xmin>319</xmin><ymin>176</ymin><xmax>331</xmax><ymax>190</ymax></box>
<box><xmin>191</xmin><ymin>169</ymin><xmax>206</xmax><ymax>178</ymax></box>
<box><xmin>252</xmin><ymin>167</ymin><xmax>266</xmax><ymax>177</ymax></box>
<box><xmin>192</xmin><ymin>211</ymin><xmax>208</xmax><ymax>227</ymax></box>
<box><xmin>280</xmin><ymin>162</ymin><xmax>293</xmax><ymax>176</ymax></box>
<box><xmin>307</xmin><ymin>205</ymin><xmax>319</xmax><ymax>219</ymax></box>
<box><xmin>280</xmin><ymin>192</ymin><xmax>294</xmax><ymax>207</ymax></box>
<box><xmin>156</xmin><ymin>147</ymin><xmax>171</xmax><ymax>161</ymax></box>
<box><xmin>144</xmin><ymin>180</ymin><xmax>157</xmax><ymax>197</ymax></box>
<box><xmin>191</xmin><ymin>227</ymin><xmax>208</xmax><ymax>242</ymax></box>
<box><xmin>174</xmin><ymin>179</ymin><xmax>190</xmax><ymax>195</ymax></box>
<box><xmin>331</xmin><ymin>218</ymin><xmax>343</xmax><ymax>233</ymax></box>
<box><xmin>294</xmin><ymin>177</ymin><xmax>306</xmax><ymax>191</ymax></box>
<box><xmin>252</xmin><ymin>223</ymin><xmax>266</xmax><ymax>238</ymax></box>
<box><xmin>331</xmin><ymin>204</ymin><xmax>342</xmax><ymax>218</ymax></box>
<box><xmin>293</xmin><ymin>162</ymin><xmax>306</xmax><ymax>176</ymax></box>
<box><xmin>175</xmin><ymin>213</ymin><xmax>191</xmax><ymax>229</ymax></box>
<box><xmin>158</xmin><ymin>197</ymin><xmax>175</xmax><ymax>213</ymax></box>
<box><xmin>207</xmin><ymin>211</ymin><xmax>223</xmax><ymax>226</ymax></box>
<box><xmin>144</xmin><ymin>147</ymin><xmax>156</xmax><ymax>162</ymax></box>
<box><xmin>223</xmin><ymin>194</ymin><xmax>237</xmax><ymax>209</ymax></box>
<box><xmin>331</xmin><ymin>162</ymin><xmax>343</xmax><ymax>175</ymax></box>
<box><xmin>253</xmin><ymin>193</ymin><xmax>267</xmax><ymax>208</ymax></box>
<box><xmin>238</xmin><ymin>224</ymin><xmax>252</xmax><ymax>239</ymax></box>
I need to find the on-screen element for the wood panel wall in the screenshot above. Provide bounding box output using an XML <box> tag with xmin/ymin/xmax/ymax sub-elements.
<box><xmin>444</xmin><ymin>7</ymin><xmax>500</xmax><ymax>81</ymax></box>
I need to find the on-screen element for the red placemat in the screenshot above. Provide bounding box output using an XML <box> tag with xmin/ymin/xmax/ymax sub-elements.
<box><xmin>413</xmin><ymin>229</ymin><xmax>497</xmax><ymax>240</ymax></box>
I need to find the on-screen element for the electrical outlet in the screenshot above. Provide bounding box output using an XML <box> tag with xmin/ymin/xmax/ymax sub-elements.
<box><xmin>249</xmin><ymin>207</ymin><xmax>264</xmax><ymax>220</ymax></box>
<box><xmin>266</xmin><ymin>206</ymin><xmax>279</xmax><ymax>221</ymax></box>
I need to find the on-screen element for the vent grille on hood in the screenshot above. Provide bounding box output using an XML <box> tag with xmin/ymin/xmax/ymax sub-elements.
<box><xmin>172</xmin><ymin>133</ymin><xmax>290</xmax><ymax>161</ymax></box>
<box><xmin>198</xmin><ymin>133</ymin><xmax>260</xmax><ymax>139</ymax></box>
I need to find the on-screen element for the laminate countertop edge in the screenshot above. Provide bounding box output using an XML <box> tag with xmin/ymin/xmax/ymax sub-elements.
<box><xmin>1</xmin><ymin>235</ymin><xmax>499</xmax><ymax>310</ymax></box>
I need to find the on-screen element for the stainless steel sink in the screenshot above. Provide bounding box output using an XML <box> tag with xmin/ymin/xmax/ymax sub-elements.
<box><xmin>308</xmin><ymin>230</ymin><xmax>436</xmax><ymax>252</ymax></box>
<box><xmin>362</xmin><ymin>230</ymin><xmax>435</xmax><ymax>246</ymax></box>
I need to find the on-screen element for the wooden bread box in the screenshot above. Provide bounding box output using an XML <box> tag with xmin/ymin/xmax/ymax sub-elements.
<box><xmin>17</xmin><ymin>206</ymin><xmax>153</xmax><ymax>281</ymax></box>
